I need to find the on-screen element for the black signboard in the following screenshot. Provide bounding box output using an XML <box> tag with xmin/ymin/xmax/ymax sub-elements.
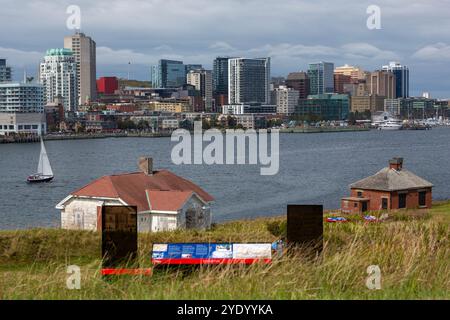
<box><xmin>101</xmin><ymin>206</ymin><xmax>138</xmax><ymax>269</ymax></box>
<box><xmin>287</xmin><ymin>205</ymin><xmax>323</xmax><ymax>252</ymax></box>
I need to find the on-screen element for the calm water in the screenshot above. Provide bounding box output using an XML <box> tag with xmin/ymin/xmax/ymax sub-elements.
<box><xmin>1</xmin><ymin>128</ymin><xmax>450</xmax><ymax>230</ymax></box>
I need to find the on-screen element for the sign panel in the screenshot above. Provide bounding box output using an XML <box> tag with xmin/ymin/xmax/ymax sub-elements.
<box><xmin>102</xmin><ymin>205</ymin><xmax>138</xmax><ymax>269</ymax></box>
<box><xmin>287</xmin><ymin>205</ymin><xmax>323</xmax><ymax>252</ymax></box>
<box><xmin>152</xmin><ymin>243</ymin><xmax>272</xmax><ymax>265</ymax></box>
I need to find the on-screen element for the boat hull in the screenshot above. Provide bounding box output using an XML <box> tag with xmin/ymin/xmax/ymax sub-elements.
<box><xmin>378</xmin><ymin>126</ymin><xmax>402</xmax><ymax>130</ymax></box>
<box><xmin>27</xmin><ymin>176</ymin><xmax>54</xmax><ymax>183</ymax></box>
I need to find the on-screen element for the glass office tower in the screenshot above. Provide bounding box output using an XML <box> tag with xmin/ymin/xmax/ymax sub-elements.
<box><xmin>382</xmin><ymin>62</ymin><xmax>409</xmax><ymax>98</ymax></box>
<box><xmin>151</xmin><ymin>59</ymin><xmax>186</xmax><ymax>88</ymax></box>
<box><xmin>308</xmin><ymin>62</ymin><xmax>335</xmax><ymax>95</ymax></box>
<box><xmin>228</xmin><ymin>57</ymin><xmax>271</xmax><ymax>104</ymax></box>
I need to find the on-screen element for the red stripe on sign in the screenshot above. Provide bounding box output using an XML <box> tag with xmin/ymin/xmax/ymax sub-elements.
<box><xmin>152</xmin><ymin>258</ymin><xmax>272</xmax><ymax>265</ymax></box>
<box><xmin>101</xmin><ymin>268</ymin><xmax>153</xmax><ymax>275</ymax></box>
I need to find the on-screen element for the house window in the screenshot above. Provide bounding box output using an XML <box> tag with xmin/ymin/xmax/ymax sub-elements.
<box><xmin>399</xmin><ymin>193</ymin><xmax>407</xmax><ymax>209</ymax></box>
<box><xmin>419</xmin><ymin>191</ymin><xmax>426</xmax><ymax>207</ymax></box>
<box><xmin>357</xmin><ymin>191</ymin><xmax>363</xmax><ymax>198</ymax></box>
<box><xmin>382</xmin><ymin>198</ymin><xmax>388</xmax><ymax>210</ymax></box>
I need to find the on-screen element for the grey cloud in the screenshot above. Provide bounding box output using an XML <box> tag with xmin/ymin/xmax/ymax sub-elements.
<box><xmin>0</xmin><ymin>0</ymin><xmax>449</xmax><ymax>97</ymax></box>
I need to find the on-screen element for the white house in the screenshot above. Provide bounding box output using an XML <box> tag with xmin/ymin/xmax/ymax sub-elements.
<box><xmin>56</xmin><ymin>158</ymin><xmax>214</xmax><ymax>233</ymax></box>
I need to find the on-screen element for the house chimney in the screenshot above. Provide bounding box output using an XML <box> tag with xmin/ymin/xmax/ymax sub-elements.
<box><xmin>139</xmin><ymin>157</ymin><xmax>153</xmax><ymax>175</ymax></box>
<box><xmin>389</xmin><ymin>157</ymin><xmax>403</xmax><ymax>171</ymax></box>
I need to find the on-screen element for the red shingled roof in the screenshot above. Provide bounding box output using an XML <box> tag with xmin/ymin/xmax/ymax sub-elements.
<box><xmin>71</xmin><ymin>170</ymin><xmax>214</xmax><ymax>212</ymax></box>
<box><xmin>146</xmin><ymin>190</ymin><xmax>197</xmax><ymax>212</ymax></box>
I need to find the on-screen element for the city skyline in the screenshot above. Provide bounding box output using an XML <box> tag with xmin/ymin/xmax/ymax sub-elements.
<box><xmin>0</xmin><ymin>0</ymin><xmax>449</xmax><ymax>97</ymax></box>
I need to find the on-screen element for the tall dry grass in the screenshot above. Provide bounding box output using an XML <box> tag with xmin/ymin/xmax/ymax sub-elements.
<box><xmin>0</xmin><ymin>205</ymin><xmax>448</xmax><ymax>299</ymax></box>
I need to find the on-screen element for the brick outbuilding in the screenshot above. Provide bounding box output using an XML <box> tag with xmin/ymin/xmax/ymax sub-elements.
<box><xmin>341</xmin><ymin>158</ymin><xmax>433</xmax><ymax>214</ymax></box>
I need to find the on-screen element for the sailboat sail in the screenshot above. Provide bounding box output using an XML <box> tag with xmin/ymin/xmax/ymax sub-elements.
<box><xmin>37</xmin><ymin>139</ymin><xmax>53</xmax><ymax>176</ymax></box>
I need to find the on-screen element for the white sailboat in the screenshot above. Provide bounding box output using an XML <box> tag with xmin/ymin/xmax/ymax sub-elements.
<box><xmin>27</xmin><ymin>138</ymin><xmax>54</xmax><ymax>183</ymax></box>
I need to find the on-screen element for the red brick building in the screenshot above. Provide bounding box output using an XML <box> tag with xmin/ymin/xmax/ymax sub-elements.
<box><xmin>341</xmin><ymin>158</ymin><xmax>433</xmax><ymax>214</ymax></box>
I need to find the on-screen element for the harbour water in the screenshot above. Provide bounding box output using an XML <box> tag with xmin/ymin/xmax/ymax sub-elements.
<box><xmin>1</xmin><ymin>128</ymin><xmax>449</xmax><ymax>230</ymax></box>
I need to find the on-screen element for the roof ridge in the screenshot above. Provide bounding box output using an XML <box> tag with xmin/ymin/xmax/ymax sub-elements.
<box><xmin>107</xmin><ymin>175</ymin><xmax>121</xmax><ymax>198</ymax></box>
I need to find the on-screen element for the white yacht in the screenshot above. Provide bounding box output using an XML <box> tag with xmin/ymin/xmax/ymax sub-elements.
<box><xmin>378</xmin><ymin>120</ymin><xmax>403</xmax><ymax>130</ymax></box>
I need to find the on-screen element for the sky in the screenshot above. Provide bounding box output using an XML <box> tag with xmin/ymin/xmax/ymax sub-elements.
<box><xmin>1</xmin><ymin>0</ymin><xmax>450</xmax><ymax>98</ymax></box>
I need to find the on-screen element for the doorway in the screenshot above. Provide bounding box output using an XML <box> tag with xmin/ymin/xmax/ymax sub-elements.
<box><xmin>361</xmin><ymin>201</ymin><xmax>368</xmax><ymax>213</ymax></box>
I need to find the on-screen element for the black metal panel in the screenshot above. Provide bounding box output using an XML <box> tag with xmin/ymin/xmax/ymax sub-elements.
<box><xmin>287</xmin><ymin>205</ymin><xmax>323</xmax><ymax>251</ymax></box>
<box><xmin>101</xmin><ymin>206</ymin><xmax>138</xmax><ymax>268</ymax></box>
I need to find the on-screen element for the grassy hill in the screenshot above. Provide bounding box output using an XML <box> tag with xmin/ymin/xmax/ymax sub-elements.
<box><xmin>0</xmin><ymin>203</ymin><xmax>449</xmax><ymax>300</ymax></box>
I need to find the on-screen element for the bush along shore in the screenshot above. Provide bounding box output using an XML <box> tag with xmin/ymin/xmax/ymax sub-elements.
<box><xmin>0</xmin><ymin>202</ymin><xmax>448</xmax><ymax>299</ymax></box>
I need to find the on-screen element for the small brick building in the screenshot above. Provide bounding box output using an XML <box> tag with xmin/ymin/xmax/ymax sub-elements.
<box><xmin>341</xmin><ymin>158</ymin><xmax>433</xmax><ymax>214</ymax></box>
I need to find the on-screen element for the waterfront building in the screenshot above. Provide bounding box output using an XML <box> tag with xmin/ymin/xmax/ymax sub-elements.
<box><xmin>351</xmin><ymin>95</ymin><xmax>385</xmax><ymax>113</ymax></box>
<box><xmin>285</xmin><ymin>72</ymin><xmax>310</xmax><ymax>99</ymax></box>
<box><xmin>384</xmin><ymin>97</ymin><xmax>438</xmax><ymax>119</ymax></box>
<box><xmin>186</xmin><ymin>69</ymin><xmax>213</xmax><ymax>112</ymax></box>
<box><xmin>228</xmin><ymin>57</ymin><xmax>271</xmax><ymax>104</ymax></box>
<box><xmin>365</xmin><ymin>70</ymin><xmax>396</xmax><ymax>99</ymax></box>
<box><xmin>0</xmin><ymin>59</ymin><xmax>12</xmax><ymax>82</ymax></box>
<box><xmin>382</xmin><ymin>62</ymin><xmax>409</xmax><ymax>98</ymax></box>
<box><xmin>64</xmin><ymin>32</ymin><xmax>97</xmax><ymax>104</ymax></box>
<box><xmin>97</xmin><ymin>77</ymin><xmax>119</xmax><ymax>95</ymax></box>
<box><xmin>274</xmin><ymin>85</ymin><xmax>299</xmax><ymax>115</ymax></box>
<box><xmin>235</xmin><ymin>114</ymin><xmax>268</xmax><ymax>130</ymax></box>
<box><xmin>39</xmin><ymin>48</ymin><xmax>78</xmax><ymax>112</ymax></box>
<box><xmin>308</xmin><ymin>62</ymin><xmax>334</xmax><ymax>95</ymax></box>
<box><xmin>341</xmin><ymin>158</ymin><xmax>433</xmax><ymax>214</ymax></box>
<box><xmin>151</xmin><ymin>59</ymin><xmax>186</xmax><ymax>88</ymax></box>
<box><xmin>56</xmin><ymin>157</ymin><xmax>214</xmax><ymax>233</ymax></box>
<box><xmin>0</xmin><ymin>82</ymin><xmax>46</xmax><ymax>135</ymax></box>
<box><xmin>296</xmin><ymin>93</ymin><xmax>349</xmax><ymax>121</ymax></box>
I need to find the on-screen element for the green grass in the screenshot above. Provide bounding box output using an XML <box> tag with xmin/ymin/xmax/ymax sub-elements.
<box><xmin>0</xmin><ymin>203</ymin><xmax>449</xmax><ymax>300</ymax></box>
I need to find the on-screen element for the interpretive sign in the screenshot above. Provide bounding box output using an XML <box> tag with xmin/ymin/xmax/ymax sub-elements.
<box><xmin>287</xmin><ymin>205</ymin><xmax>323</xmax><ymax>252</ymax></box>
<box><xmin>152</xmin><ymin>243</ymin><xmax>272</xmax><ymax>265</ymax></box>
<box><xmin>101</xmin><ymin>205</ymin><xmax>138</xmax><ymax>269</ymax></box>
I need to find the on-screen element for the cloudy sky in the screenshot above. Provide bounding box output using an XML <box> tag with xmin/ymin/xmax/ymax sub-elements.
<box><xmin>1</xmin><ymin>0</ymin><xmax>450</xmax><ymax>97</ymax></box>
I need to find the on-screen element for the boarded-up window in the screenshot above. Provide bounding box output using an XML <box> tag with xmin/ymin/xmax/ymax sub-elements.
<box><xmin>399</xmin><ymin>193</ymin><xmax>407</xmax><ymax>209</ymax></box>
<box><xmin>419</xmin><ymin>191</ymin><xmax>426</xmax><ymax>207</ymax></box>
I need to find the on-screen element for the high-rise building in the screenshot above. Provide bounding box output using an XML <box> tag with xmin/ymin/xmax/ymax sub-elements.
<box><xmin>213</xmin><ymin>57</ymin><xmax>231</xmax><ymax>95</ymax></box>
<box><xmin>285</xmin><ymin>72</ymin><xmax>309</xmax><ymax>99</ymax></box>
<box><xmin>382</xmin><ymin>62</ymin><xmax>409</xmax><ymax>98</ymax></box>
<box><xmin>334</xmin><ymin>64</ymin><xmax>365</xmax><ymax>82</ymax></box>
<box><xmin>64</xmin><ymin>32</ymin><xmax>97</xmax><ymax>104</ymax></box>
<box><xmin>151</xmin><ymin>59</ymin><xmax>186</xmax><ymax>88</ymax></box>
<box><xmin>366</xmin><ymin>70</ymin><xmax>396</xmax><ymax>99</ymax></box>
<box><xmin>185</xmin><ymin>64</ymin><xmax>203</xmax><ymax>73</ymax></box>
<box><xmin>228</xmin><ymin>57</ymin><xmax>270</xmax><ymax>104</ymax></box>
<box><xmin>213</xmin><ymin>57</ymin><xmax>234</xmax><ymax>108</ymax></box>
<box><xmin>0</xmin><ymin>82</ymin><xmax>46</xmax><ymax>135</ymax></box>
<box><xmin>186</xmin><ymin>69</ymin><xmax>213</xmax><ymax>112</ymax></box>
<box><xmin>0</xmin><ymin>59</ymin><xmax>12</xmax><ymax>82</ymax></box>
<box><xmin>39</xmin><ymin>48</ymin><xmax>78</xmax><ymax>112</ymax></box>
<box><xmin>274</xmin><ymin>85</ymin><xmax>299</xmax><ymax>115</ymax></box>
<box><xmin>308</xmin><ymin>62</ymin><xmax>334</xmax><ymax>95</ymax></box>
<box><xmin>334</xmin><ymin>74</ymin><xmax>353</xmax><ymax>94</ymax></box>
